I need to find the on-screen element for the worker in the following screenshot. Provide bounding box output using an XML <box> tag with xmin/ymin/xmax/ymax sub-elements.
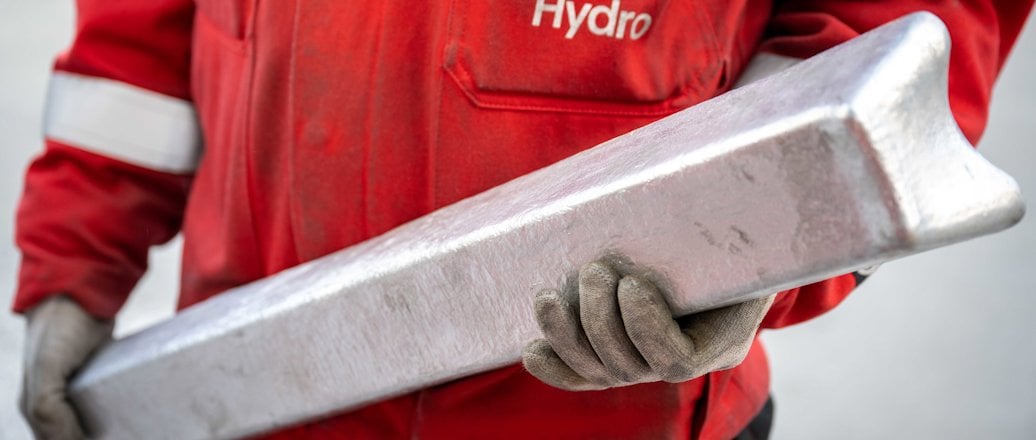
<box><xmin>16</xmin><ymin>1</ymin><xmax>1033</xmax><ymax>439</ymax></box>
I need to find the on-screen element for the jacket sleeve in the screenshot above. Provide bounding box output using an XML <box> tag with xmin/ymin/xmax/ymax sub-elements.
<box><xmin>759</xmin><ymin>0</ymin><xmax>1034</xmax><ymax>329</ymax></box>
<box><xmin>13</xmin><ymin>0</ymin><xmax>197</xmax><ymax>319</ymax></box>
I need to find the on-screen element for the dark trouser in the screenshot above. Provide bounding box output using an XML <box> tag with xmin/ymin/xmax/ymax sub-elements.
<box><xmin>733</xmin><ymin>396</ymin><xmax>774</xmax><ymax>440</ymax></box>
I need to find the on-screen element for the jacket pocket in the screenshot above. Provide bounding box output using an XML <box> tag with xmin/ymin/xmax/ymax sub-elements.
<box><xmin>444</xmin><ymin>0</ymin><xmax>728</xmax><ymax>116</ymax></box>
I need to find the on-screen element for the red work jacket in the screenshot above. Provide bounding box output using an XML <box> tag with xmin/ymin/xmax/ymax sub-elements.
<box><xmin>15</xmin><ymin>1</ymin><xmax>1032</xmax><ymax>438</ymax></box>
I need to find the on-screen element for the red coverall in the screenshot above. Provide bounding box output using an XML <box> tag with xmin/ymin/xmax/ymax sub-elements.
<box><xmin>15</xmin><ymin>1</ymin><xmax>1032</xmax><ymax>438</ymax></box>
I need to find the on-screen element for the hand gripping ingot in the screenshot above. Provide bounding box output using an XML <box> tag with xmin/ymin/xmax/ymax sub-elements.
<box><xmin>69</xmin><ymin>12</ymin><xmax>1025</xmax><ymax>439</ymax></box>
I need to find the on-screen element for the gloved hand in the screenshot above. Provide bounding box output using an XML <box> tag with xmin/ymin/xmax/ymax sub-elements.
<box><xmin>20</xmin><ymin>296</ymin><xmax>112</xmax><ymax>440</ymax></box>
<box><xmin>523</xmin><ymin>261</ymin><xmax>774</xmax><ymax>391</ymax></box>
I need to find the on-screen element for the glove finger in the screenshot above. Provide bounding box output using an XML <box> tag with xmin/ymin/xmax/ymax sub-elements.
<box><xmin>21</xmin><ymin>297</ymin><xmax>112</xmax><ymax>439</ymax></box>
<box><xmin>533</xmin><ymin>288</ymin><xmax>612</xmax><ymax>385</ymax></box>
<box><xmin>680</xmin><ymin>294</ymin><xmax>776</xmax><ymax>371</ymax></box>
<box><xmin>22</xmin><ymin>350</ymin><xmax>86</xmax><ymax>440</ymax></box>
<box><xmin>23</xmin><ymin>384</ymin><xmax>85</xmax><ymax>440</ymax></box>
<box><xmin>579</xmin><ymin>261</ymin><xmax>652</xmax><ymax>382</ymax></box>
<box><xmin>522</xmin><ymin>339</ymin><xmax>609</xmax><ymax>391</ymax></box>
<box><xmin>617</xmin><ymin>275</ymin><xmax>702</xmax><ymax>382</ymax></box>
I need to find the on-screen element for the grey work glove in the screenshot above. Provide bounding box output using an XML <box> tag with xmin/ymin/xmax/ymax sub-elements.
<box><xmin>523</xmin><ymin>261</ymin><xmax>775</xmax><ymax>391</ymax></box>
<box><xmin>21</xmin><ymin>296</ymin><xmax>113</xmax><ymax>440</ymax></box>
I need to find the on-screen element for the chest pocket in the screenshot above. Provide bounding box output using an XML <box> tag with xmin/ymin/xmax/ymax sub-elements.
<box><xmin>445</xmin><ymin>0</ymin><xmax>728</xmax><ymax>116</ymax></box>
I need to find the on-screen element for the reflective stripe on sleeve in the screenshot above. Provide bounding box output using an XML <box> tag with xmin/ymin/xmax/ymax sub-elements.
<box><xmin>43</xmin><ymin>71</ymin><xmax>202</xmax><ymax>173</ymax></box>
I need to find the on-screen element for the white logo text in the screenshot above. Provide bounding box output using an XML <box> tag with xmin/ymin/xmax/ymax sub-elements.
<box><xmin>532</xmin><ymin>0</ymin><xmax>653</xmax><ymax>40</ymax></box>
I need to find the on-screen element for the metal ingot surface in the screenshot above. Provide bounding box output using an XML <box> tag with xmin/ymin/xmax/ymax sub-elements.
<box><xmin>70</xmin><ymin>13</ymin><xmax>1025</xmax><ymax>439</ymax></box>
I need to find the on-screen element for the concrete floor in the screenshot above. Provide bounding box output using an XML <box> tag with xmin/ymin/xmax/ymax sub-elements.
<box><xmin>0</xmin><ymin>2</ymin><xmax>1033</xmax><ymax>438</ymax></box>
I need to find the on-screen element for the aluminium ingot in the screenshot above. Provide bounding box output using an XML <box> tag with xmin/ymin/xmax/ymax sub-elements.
<box><xmin>69</xmin><ymin>12</ymin><xmax>1025</xmax><ymax>439</ymax></box>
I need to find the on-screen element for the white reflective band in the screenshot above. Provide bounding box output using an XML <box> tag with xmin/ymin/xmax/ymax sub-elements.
<box><xmin>734</xmin><ymin>53</ymin><xmax>802</xmax><ymax>88</ymax></box>
<box><xmin>44</xmin><ymin>71</ymin><xmax>202</xmax><ymax>173</ymax></box>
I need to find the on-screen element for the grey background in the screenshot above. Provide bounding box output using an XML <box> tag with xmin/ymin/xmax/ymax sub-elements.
<box><xmin>0</xmin><ymin>1</ymin><xmax>1032</xmax><ymax>438</ymax></box>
